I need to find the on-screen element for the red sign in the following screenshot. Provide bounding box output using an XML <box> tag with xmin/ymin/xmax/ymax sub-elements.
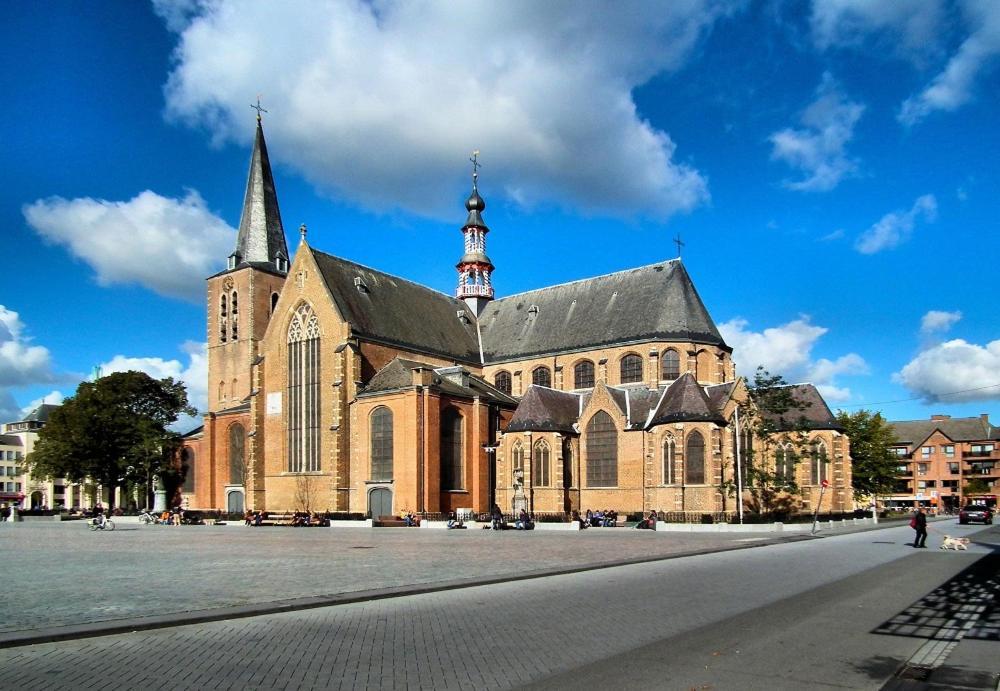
<box><xmin>821</xmin><ymin>480</ymin><xmax>830</xmax><ymax>488</ymax></box>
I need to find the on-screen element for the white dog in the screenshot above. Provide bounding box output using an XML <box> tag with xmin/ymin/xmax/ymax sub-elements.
<box><xmin>940</xmin><ymin>536</ymin><xmax>969</xmax><ymax>551</ymax></box>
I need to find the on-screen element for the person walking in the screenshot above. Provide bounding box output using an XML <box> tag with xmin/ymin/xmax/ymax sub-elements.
<box><xmin>912</xmin><ymin>507</ymin><xmax>927</xmax><ymax>548</ymax></box>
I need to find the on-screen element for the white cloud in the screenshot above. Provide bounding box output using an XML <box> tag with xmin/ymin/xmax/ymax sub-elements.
<box><xmin>854</xmin><ymin>194</ymin><xmax>936</xmax><ymax>254</ymax></box>
<box><xmin>21</xmin><ymin>390</ymin><xmax>65</xmax><ymax>414</ymax></box>
<box><xmin>155</xmin><ymin>0</ymin><xmax>728</xmax><ymax>220</ymax></box>
<box><xmin>920</xmin><ymin>310</ymin><xmax>962</xmax><ymax>334</ymax></box>
<box><xmin>100</xmin><ymin>341</ymin><xmax>207</xmax><ymax>417</ymax></box>
<box><xmin>894</xmin><ymin>339</ymin><xmax>1000</xmax><ymax>402</ymax></box>
<box><xmin>0</xmin><ymin>306</ymin><xmax>56</xmax><ymax>388</ymax></box>
<box><xmin>810</xmin><ymin>0</ymin><xmax>946</xmax><ymax>60</ymax></box>
<box><xmin>0</xmin><ymin>307</ymin><xmax>65</xmax><ymax>425</ymax></box>
<box><xmin>23</xmin><ymin>190</ymin><xmax>235</xmax><ymax>303</ymax></box>
<box><xmin>898</xmin><ymin>0</ymin><xmax>1000</xmax><ymax>125</ymax></box>
<box><xmin>719</xmin><ymin>316</ymin><xmax>868</xmax><ymax>401</ymax></box>
<box><xmin>769</xmin><ymin>73</ymin><xmax>864</xmax><ymax>192</ymax></box>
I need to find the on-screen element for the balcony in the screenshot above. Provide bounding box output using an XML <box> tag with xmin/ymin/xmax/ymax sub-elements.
<box><xmin>964</xmin><ymin>449</ymin><xmax>998</xmax><ymax>459</ymax></box>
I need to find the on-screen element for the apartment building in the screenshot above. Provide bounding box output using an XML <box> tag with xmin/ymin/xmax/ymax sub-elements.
<box><xmin>887</xmin><ymin>414</ymin><xmax>999</xmax><ymax>512</ymax></box>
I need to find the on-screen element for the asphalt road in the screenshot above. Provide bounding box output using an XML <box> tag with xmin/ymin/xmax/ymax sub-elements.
<box><xmin>1</xmin><ymin>520</ymin><xmax>996</xmax><ymax>690</ymax></box>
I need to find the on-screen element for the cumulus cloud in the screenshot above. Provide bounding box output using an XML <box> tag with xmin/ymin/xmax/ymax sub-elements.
<box><xmin>0</xmin><ymin>307</ymin><xmax>66</xmax><ymax>424</ymax></box>
<box><xmin>100</xmin><ymin>341</ymin><xmax>208</xmax><ymax>420</ymax></box>
<box><xmin>854</xmin><ymin>194</ymin><xmax>936</xmax><ymax>254</ymax></box>
<box><xmin>920</xmin><ymin>310</ymin><xmax>962</xmax><ymax>334</ymax></box>
<box><xmin>719</xmin><ymin>316</ymin><xmax>868</xmax><ymax>401</ymax></box>
<box><xmin>155</xmin><ymin>0</ymin><xmax>728</xmax><ymax>219</ymax></box>
<box><xmin>810</xmin><ymin>0</ymin><xmax>946</xmax><ymax>60</ymax></box>
<box><xmin>769</xmin><ymin>73</ymin><xmax>864</xmax><ymax>192</ymax></box>
<box><xmin>898</xmin><ymin>0</ymin><xmax>1000</xmax><ymax>125</ymax></box>
<box><xmin>895</xmin><ymin>339</ymin><xmax>1000</xmax><ymax>402</ymax></box>
<box><xmin>23</xmin><ymin>190</ymin><xmax>235</xmax><ymax>303</ymax></box>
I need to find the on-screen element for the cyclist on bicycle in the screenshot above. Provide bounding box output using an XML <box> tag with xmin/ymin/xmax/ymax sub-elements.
<box><xmin>94</xmin><ymin>503</ymin><xmax>106</xmax><ymax>528</ymax></box>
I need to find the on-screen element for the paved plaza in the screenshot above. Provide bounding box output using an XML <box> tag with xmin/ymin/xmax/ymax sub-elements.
<box><xmin>0</xmin><ymin>520</ymin><xmax>806</xmax><ymax>639</ymax></box>
<box><xmin>0</xmin><ymin>522</ymin><xmax>995</xmax><ymax>690</ymax></box>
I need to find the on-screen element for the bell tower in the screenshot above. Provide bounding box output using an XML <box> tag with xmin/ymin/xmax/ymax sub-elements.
<box><xmin>206</xmin><ymin>106</ymin><xmax>290</xmax><ymax>412</ymax></box>
<box><xmin>455</xmin><ymin>151</ymin><xmax>495</xmax><ymax>316</ymax></box>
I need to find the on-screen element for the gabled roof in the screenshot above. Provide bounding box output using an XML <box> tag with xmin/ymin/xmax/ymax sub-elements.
<box><xmin>6</xmin><ymin>403</ymin><xmax>59</xmax><ymax>426</ymax></box>
<box><xmin>231</xmin><ymin>118</ymin><xmax>289</xmax><ymax>273</ymax></box>
<box><xmin>647</xmin><ymin>373</ymin><xmax>726</xmax><ymax>426</ymax></box>
<box><xmin>478</xmin><ymin>259</ymin><xmax>728</xmax><ymax>362</ymax></box>
<box><xmin>181</xmin><ymin>425</ymin><xmax>204</xmax><ymax>439</ymax></box>
<box><xmin>312</xmin><ymin>250</ymin><xmax>482</xmax><ymax>364</ymax></box>
<box><xmin>889</xmin><ymin>416</ymin><xmax>996</xmax><ymax>451</ymax></box>
<box><xmin>506</xmin><ymin>386</ymin><xmax>582</xmax><ymax>433</ymax></box>
<box><xmin>360</xmin><ymin>357</ymin><xmax>516</xmax><ymax>406</ymax></box>
<box><xmin>758</xmin><ymin>384</ymin><xmax>843</xmax><ymax>432</ymax></box>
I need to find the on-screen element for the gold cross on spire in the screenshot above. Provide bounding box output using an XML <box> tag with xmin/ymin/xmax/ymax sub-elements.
<box><xmin>250</xmin><ymin>95</ymin><xmax>268</xmax><ymax>121</ymax></box>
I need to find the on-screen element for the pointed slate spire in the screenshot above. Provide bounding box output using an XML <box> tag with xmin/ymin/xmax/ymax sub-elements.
<box><xmin>230</xmin><ymin>112</ymin><xmax>289</xmax><ymax>273</ymax></box>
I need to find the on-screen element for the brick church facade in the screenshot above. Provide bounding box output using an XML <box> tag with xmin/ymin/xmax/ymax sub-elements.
<box><xmin>180</xmin><ymin>117</ymin><xmax>852</xmax><ymax>518</ymax></box>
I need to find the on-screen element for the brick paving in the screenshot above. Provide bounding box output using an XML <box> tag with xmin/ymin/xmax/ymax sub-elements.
<box><xmin>0</xmin><ymin>520</ymin><xmax>791</xmax><ymax>635</ymax></box>
<box><xmin>3</xmin><ymin>523</ymin><xmax>991</xmax><ymax>690</ymax></box>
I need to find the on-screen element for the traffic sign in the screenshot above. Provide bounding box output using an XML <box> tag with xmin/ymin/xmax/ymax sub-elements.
<box><xmin>821</xmin><ymin>479</ymin><xmax>829</xmax><ymax>488</ymax></box>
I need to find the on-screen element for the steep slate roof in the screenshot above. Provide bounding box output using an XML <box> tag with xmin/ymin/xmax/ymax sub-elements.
<box><xmin>758</xmin><ymin>384</ymin><xmax>843</xmax><ymax>432</ymax></box>
<box><xmin>647</xmin><ymin>373</ymin><xmax>726</xmax><ymax>427</ymax></box>
<box><xmin>360</xmin><ymin>357</ymin><xmax>516</xmax><ymax>406</ymax></box>
<box><xmin>705</xmin><ymin>381</ymin><xmax>737</xmax><ymax>412</ymax></box>
<box><xmin>889</xmin><ymin>416</ymin><xmax>996</xmax><ymax>451</ymax></box>
<box><xmin>312</xmin><ymin>251</ymin><xmax>481</xmax><ymax>363</ymax></box>
<box><xmin>233</xmin><ymin>118</ymin><xmax>288</xmax><ymax>270</ymax></box>
<box><xmin>506</xmin><ymin>386</ymin><xmax>582</xmax><ymax>433</ymax></box>
<box><xmin>478</xmin><ymin>260</ymin><xmax>729</xmax><ymax>363</ymax></box>
<box><xmin>8</xmin><ymin>403</ymin><xmax>60</xmax><ymax>426</ymax></box>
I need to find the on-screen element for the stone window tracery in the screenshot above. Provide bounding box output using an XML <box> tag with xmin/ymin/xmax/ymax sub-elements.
<box><xmin>585</xmin><ymin>411</ymin><xmax>617</xmax><ymax>487</ymax></box>
<box><xmin>370</xmin><ymin>407</ymin><xmax>393</xmax><ymax>481</ymax></box>
<box><xmin>661</xmin><ymin>349</ymin><xmax>680</xmax><ymax>380</ymax></box>
<box><xmin>662</xmin><ymin>435</ymin><xmax>676</xmax><ymax>484</ymax></box>
<box><xmin>287</xmin><ymin>303</ymin><xmax>321</xmax><ymax>473</ymax></box>
<box><xmin>685</xmin><ymin>431</ymin><xmax>705</xmax><ymax>485</ymax></box>
<box><xmin>494</xmin><ymin>371</ymin><xmax>512</xmax><ymax>395</ymax></box>
<box><xmin>533</xmin><ymin>440</ymin><xmax>550</xmax><ymax>487</ymax></box>
<box><xmin>574</xmin><ymin>360</ymin><xmax>595</xmax><ymax>389</ymax></box>
<box><xmin>532</xmin><ymin>366</ymin><xmax>551</xmax><ymax>388</ymax></box>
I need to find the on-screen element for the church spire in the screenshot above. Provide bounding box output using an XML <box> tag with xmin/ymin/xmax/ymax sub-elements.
<box><xmin>455</xmin><ymin>151</ymin><xmax>494</xmax><ymax>315</ymax></box>
<box><xmin>229</xmin><ymin>102</ymin><xmax>289</xmax><ymax>274</ymax></box>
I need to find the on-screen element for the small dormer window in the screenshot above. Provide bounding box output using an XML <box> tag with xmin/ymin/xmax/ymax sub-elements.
<box><xmin>354</xmin><ymin>276</ymin><xmax>368</xmax><ymax>293</ymax></box>
<box><xmin>528</xmin><ymin>305</ymin><xmax>539</xmax><ymax>316</ymax></box>
<box><xmin>275</xmin><ymin>252</ymin><xmax>288</xmax><ymax>273</ymax></box>
<box><xmin>228</xmin><ymin>252</ymin><xmax>240</xmax><ymax>270</ymax></box>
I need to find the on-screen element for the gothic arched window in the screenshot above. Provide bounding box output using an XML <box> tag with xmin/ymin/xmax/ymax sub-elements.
<box><xmin>219</xmin><ymin>294</ymin><xmax>228</xmax><ymax>343</ymax></box>
<box><xmin>370</xmin><ymin>407</ymin><xmax>393</xmax><ymax>481</ymax></box>
<box><xmin>441</xmin><ymin>408</ymin><xmax>463</xmax><ymax>490</ymax></box>
<box><xmin>511</xmin><ymin>441</ymin><xmax>524</xmax><ymax>484</ymax></box>
<box><xmin>811</xmin><ymin>440</ymin><xmax>829</xmax><ymax>486</ymax></box>
<box><xmin>585</xmin><ymin>411</ymin><xmax>617</xmax><ymax>487</ymax></box>
<box><xmin>685</xmin><ymin>431</ymin><xmax>705</xmax><ymax>485</ymax></box>
<box><xmin>181</xmin><ymin>448</ymin><xmax>195</xmax><ymax>493</ymax></box>
<box><xmin>662</xmin><ymin>435</ymin><xmax>676</xmax><ymax>484</ymax></box>
<box><xmin>574</xmin><ymin>360</ymin><xmax>595</xmax><ymax>389</ymax></box>
<box><xmin>532</xmin><ymin>366</ymin><xmax>551</xmax><ymax>388</ymax></box>
<box><xmin>661</xmin><ymin>349</ymin><xmax>680</xmax><ymax>380</ymax></box>
<box><xmin>229</xmin><ymin>423</ymin><xmax>245</xmax><ymax>485</ymax></box>
<box><xmin>533</xmin><ymin>440</ymin><xmax>551</xmax><ymax>487</ymax></box>
<box><xmin>620</xmin><ymin>354</ymin><xmax>643</xmax><ymax>383</ymax></box>
<box><xmin>494</xmin><ymin>371</ymin><xmax>512</xmax><ymax>395</ymax></box>
<box><xmin>776</xmin><ymin>443</ymin><xmax>796</xmax><ymax>483</ymax></box>
<box><xmin>287</xmin><ymin>303</ymin><xmax>321</xmax><ymax>473</ymax></box>
<box><xmin>230</xmin><ymin>291</ymin><xmax>239</xmax><ymax>341</ymax></box>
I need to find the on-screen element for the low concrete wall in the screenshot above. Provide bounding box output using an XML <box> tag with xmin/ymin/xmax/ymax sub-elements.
<box><xmin>655</xmin><ymin>517</ymin><xmax>875</xmax><ymax>533</ymax></box>
<box><xmin>328</xmin><ymin>519</ymin><xmax>373</xmax><ymax>529</ymax></box>
<box><xmin>534</xmin><ymin>522</ymin><xmax>580</xmax><ymax>531</ymax></box>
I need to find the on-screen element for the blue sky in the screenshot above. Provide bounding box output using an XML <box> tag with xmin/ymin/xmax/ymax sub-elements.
<box><xmin>2</xmin><ymin>0</ymin><xmax>998</xmax><ymax>428</ymax></box>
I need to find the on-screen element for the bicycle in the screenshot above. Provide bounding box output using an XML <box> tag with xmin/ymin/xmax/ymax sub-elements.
<box><xmin>88</xmin><ymin>517</ymin><xmax>116</xmax><ymax>531</ymax></box>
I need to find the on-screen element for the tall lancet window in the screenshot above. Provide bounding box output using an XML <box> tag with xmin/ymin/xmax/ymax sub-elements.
<box><xmin>230</xmin><ymin>292</ymin><xmax>239</xmax><ymax>341</ymax></box>
<box><xmin>287</xmin><ymin>303</ymin><xmax>321</xmax><ymax>472</ymax></box>
<box><xmin>219</xmin><ymin>295</ymin><xmax>228</xmax><ymax>343</ymax></box>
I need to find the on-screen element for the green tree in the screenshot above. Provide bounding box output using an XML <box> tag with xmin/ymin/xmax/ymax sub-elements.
<box><xmin>725</xmin><ymin>367</ymin><xmax>814</xmax><ymax>515</ymax></box>
<box><xmin>835</xmin><ymin>409</ymin><xmax>899</xmax><ymax>503</ymax></box>
<box><xmin>963</xmin><ymin>478</ymin><xmax>991</xmax><ymax>496</ymax></box>
<box><xmin>27</xmin><ymin>371</ymin><xmax>196</xmax><ymax>509</ymax></box>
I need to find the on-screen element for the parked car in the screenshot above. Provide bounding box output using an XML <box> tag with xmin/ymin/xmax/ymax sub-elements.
<box><xmin>959</xmin><ymin>505</ymin><xmax>993</xmax><ymax>525</ymax></box>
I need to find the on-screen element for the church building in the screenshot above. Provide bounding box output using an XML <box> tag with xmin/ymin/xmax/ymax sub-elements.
<box><xmin>180</xmin><ymin>116</ymin><xmax>852</xmax><ymax>519</ymax></box>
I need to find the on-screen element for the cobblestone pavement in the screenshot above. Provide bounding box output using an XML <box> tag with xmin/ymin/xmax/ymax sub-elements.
<box><xmin>1</xmin><ymin>523</ymin><xmax>994</xmax><ymax>690</ymax></box>
<box><xmin>0</xmin><ymin>521</ymin><xmax>796</xmax><ymax>635</ymax></box>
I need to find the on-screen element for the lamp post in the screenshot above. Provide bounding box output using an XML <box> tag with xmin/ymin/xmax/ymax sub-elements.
<box><xmin>482</xmin><ymin>442</ymin><xmax>500</xmax><ymax>512</ymax></box>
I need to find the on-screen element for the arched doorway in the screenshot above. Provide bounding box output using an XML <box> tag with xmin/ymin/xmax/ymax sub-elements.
<box><xmin>30</xmin><ymin>491</ymin><xmax>44</xmax><ymax>509</ymax></box>
<box><xmin>227</xmin><ymin>490</ymin><xmax>244</xmax><ymax>515</ymax></box>
<box><xmin>368</xmin><ymin>487</ymin><xmax>392</xmax><ymax>520</ymax></box>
